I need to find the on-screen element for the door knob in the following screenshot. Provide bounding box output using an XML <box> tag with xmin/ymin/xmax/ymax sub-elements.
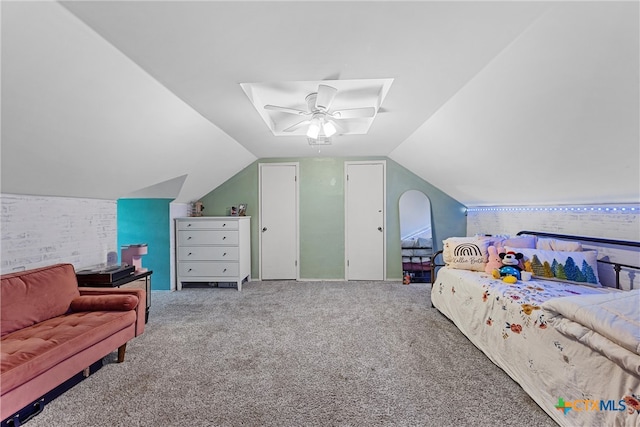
<box><xmin>262</xmin><ymin>227</ymin><xmax>267</xmax><ymax>232</ymax></box>
<box><xmin>378</xmin><ymin>226</ymin><xmax>383</xmax><ymax>231</ymax></box>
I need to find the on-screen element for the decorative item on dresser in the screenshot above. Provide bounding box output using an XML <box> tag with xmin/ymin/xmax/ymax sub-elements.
<box><xmin>175</xmin><ymin>216</ymin><xmax>251</xmax><ymax>291</ymax></box>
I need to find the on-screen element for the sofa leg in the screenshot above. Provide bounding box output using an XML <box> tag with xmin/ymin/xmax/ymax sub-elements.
<box><xmin>117</xmin><ymin>343</ymin><xmax>127</xmax><ymax>363</ymax></box>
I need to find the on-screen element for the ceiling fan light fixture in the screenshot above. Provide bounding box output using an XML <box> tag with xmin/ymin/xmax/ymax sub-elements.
<box><xmin>307</xmin><ymin>119</ymin><xmax>321</xmax><ymax>139</ymax></box>
<box><xmin>308</xmin><ymin>137</ymin><xmax>332</xmax><ymax>146</ymax></box>
<box><xmin>322</xmin><ymin>120</ymin><xmax>337</xmax><ymax>138</ymax></box>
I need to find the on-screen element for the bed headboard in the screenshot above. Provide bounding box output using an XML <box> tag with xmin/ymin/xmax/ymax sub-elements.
<box><xmin>516</xmin><ymin>231</ymin><xmax>640</xmax><ymax>290</ymax></box>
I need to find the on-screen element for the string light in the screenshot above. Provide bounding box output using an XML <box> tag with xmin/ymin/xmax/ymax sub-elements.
<box><xmin>466</xmin><ymin>205</ymin><xmax>639</xmax><ymax>213</ymax></box>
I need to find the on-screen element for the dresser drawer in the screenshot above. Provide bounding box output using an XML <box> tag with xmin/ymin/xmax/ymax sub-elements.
<box><xmin>177</xmin><ymin>246</ymin><xmax>238</xmax><ymax>261</ymax></box>
<box><xmin>178</xmin><ymin>230</ymin><xmax>238</xmax><ymax>245</ymax></box>
<box><xmin>177</xmin><ymin>220</ymin><xmax>238</xmax><ymax>231</ymax></box>
<box><xmin>178</xmin><ymin>262</ymin><xmax>238</xmax><ymax>277</ymax></box>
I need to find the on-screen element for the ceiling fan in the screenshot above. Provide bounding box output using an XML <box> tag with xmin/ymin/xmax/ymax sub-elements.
<box><xmin>264</xmin><ymin>84</ymin><xmax>376</xmax><ymax>139</ymax></box>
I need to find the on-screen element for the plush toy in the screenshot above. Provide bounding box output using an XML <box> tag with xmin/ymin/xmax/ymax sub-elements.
<box><xmin>492</xmin><ymin>250</ymin><xmax>524</xmax><ymax>283</ymax></box>
<box><xmin>485</xmin><ymin>245</ymin><xmax>504</xmax><ymax>275</ymax></box>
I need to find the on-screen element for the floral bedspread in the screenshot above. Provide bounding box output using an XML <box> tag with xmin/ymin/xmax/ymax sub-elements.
<box><xmin>431</xmin><ymin>267</ymin><xmax>640</xmax><ymax>427</ymax></box>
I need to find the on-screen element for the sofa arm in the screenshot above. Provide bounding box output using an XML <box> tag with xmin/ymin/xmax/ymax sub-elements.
<box><xmin>70</xmin><ymin>294</ymin><xmax>139</xmax><ymax>312</ymax></box>
<box><xmin>79</xmin><ymin>288</ymin><xmax>146</xmax><ymax>336</ymax></box>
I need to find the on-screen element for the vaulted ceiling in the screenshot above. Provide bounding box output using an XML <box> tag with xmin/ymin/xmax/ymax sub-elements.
<box><xmin>2</xmin><ymin>1</ymin><xmax>638</xmax><ymax>205</ymax></box>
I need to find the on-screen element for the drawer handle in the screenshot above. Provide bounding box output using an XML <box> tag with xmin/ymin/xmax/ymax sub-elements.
<box><xmin>223</xmin><ymin>252</ymin><xmax>227</xmax><ymax>256</ymax></box>
<box><xmin>223</xmin><ymin>223</ymin><xmax>226</xmax><ymax>227</ymax></box>
<box><xmin>223</xmin><ymin>268</ymin><xmax>227</xmax><ymax>272</ymax></box>
<box><xmin>187</xmin><ymin>236</ymin><xmax>192</xmax><ymax>240</ymax></box>
<box><xmin>188</xmin><ymin>268</ymin><xmax>193</xmax><ymax>272</ymax></box>
<box><xmin>222</xmin><ymin>236</ymin><xmax>226</xmax><ymax>240</ymax></box>
<box><xmin>188</xmin><ymin>252</ymin><xmax>192</xmax><ymax>256</ymax></box>
<box><xmin>187</xmin><ymin>223</ymin><xmax>192</xmax><ymax>227</ymax></box>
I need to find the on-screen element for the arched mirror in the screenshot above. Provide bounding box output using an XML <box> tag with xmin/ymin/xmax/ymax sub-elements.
<box><xmin>399</xmin><ymin>190</ymin><xmax>433</xmax><ymax>283</ymax></box>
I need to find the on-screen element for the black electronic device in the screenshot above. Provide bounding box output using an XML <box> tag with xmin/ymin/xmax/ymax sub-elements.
<box><xmin>75</xmin><ymin>264</ymin><xmax>135</xmax><ymax>285</ymax></box>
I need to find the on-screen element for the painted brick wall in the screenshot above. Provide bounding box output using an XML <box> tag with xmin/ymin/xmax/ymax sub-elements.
<box><xmin>467</xmin><ymin>204</ymin><xmax>640</xmax><ymax>240</ymax></box>
<box><xmin>1</xmin><ymin>194</ymin><xmax>117</xmax><ymax>274</ymax></box>
<box><xmin>466</xmin><ymin>204</ymin><xmax>640</xmax><ymax>289</ymax></box>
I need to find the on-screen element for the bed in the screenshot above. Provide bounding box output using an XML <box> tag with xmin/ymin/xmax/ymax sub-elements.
<box><xmin>401</xmin><ymin>237</ymin><xmax>433</xmax><ymax>283</ymax></box>
<box><xmin>430</xmin><ymin>231</ymin><xmax>640</xmax><ymax>427</ymax></box>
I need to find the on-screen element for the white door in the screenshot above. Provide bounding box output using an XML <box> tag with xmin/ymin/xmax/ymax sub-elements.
<box><xmin>345</xmin><ymin>161</ymin><xmax>386</xmax><ymax>280</ymax></box>
<box><xmin>259</xmin><ymin>163</ymin><xmax>298</xmax><ymax>280</ymax></box>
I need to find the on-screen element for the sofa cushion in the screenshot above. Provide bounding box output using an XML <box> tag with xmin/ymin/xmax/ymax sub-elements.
<box><xmin>70</xmin><ymin>295</ymin><xmax>139</xmax><ymax>312</ymax></box>
<box><xmin>0</xmin><ymin>310</ymin><xmax>136</xmax><ymax>394</ymax></box>
<box><xmin>1</xmin><ymin>264</ymin><xmax>80</xmax><ymax>337</ymax></box>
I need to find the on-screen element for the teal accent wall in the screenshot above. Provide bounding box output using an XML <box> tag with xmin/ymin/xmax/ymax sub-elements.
<box><xmin>200</xmin><ymin>157</ymin><xmax>466</xmax><ymax>280</ymax></box>
<box><xmin>117</xmin><ymin>198</ymin><xmax>172</xmax><ymax>290</ymax></box>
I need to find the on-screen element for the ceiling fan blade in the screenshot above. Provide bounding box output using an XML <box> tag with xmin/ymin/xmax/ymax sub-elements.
<box><xmin>331</xmin><ymin>107</ymin><xmax>376</xmax><ymax>119</ymax></box>
<box><xmin>315</xmin><ymin>84</ymin><xmax>337</xmax><ymax>111</ymax></box>
<box><xmin>264</xmin><ymin>105</ymin><xmax>310</xmax><ymax>116</ymax></box>
<box><xmin>322</xmin><ymin>72</ymin><xmax>341</xmax><ymax>81</ymax></box>
<box><xmin>282</xmin><ymin>119</ymin><xmax>311</xmax><ymax>132</ymax></box>
<box><xmin>329</xmin><ymin>119</ymin><xmax>346</xmax><ymax>135</ymax></box>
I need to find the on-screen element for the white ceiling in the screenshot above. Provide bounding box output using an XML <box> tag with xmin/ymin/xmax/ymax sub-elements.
<box><xmin>1</xmin><ymin>1</ymin><xmax>638</xmax><ymax>205</ymax></box>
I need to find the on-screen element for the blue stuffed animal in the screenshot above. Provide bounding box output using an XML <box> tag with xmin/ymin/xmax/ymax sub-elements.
<box><xmin>492</xmin><ymin>251</ymin><xmax>523</xmax><ymax>283</ymax></box>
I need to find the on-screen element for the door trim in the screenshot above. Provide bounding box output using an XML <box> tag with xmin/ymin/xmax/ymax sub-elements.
<box><xmin>344</xmin><ymin>160</ymin><xmax>386</xmax><ymax>281</ymax></box>
<box><xmin>258</xmin><ymin>162</ymin><xmax>300</xmax><ymax>280</ymax></box>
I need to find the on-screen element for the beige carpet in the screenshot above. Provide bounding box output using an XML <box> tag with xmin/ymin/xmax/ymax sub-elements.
<box><xmin>25</xmin><ymin>280</ymin><xmax>556</xmax><ymax>427</ymax></box>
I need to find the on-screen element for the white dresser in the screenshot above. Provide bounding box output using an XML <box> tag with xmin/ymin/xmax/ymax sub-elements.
<box><xmin>175</xmin><ymin>217</ymin><xmax>251</xmax><ymax>291</ymax></box>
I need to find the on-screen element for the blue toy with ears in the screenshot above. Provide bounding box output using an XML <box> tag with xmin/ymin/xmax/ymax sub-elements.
<box><xmin>492</xmin><ymin>251</ymin><xmax>524</xmax><ymax>283</ymax></box>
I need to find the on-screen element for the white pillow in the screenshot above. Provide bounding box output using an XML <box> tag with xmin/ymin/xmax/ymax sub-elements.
<box><xmin>443</xmin><ymin>237</ymin><xmax>490</xmax><ymax>272</ymax></box>
<box><xmin>505</xmin><ymin>247</ymin><xmax>600</xmax><ymax>287</ymax></box>
<box><xmin>536</xmin><ymin>237</ymin><xmax>583</xmax><ymax>252</ymax></box>
<box><xmin>501</xmin><ymin>235</ymin><xmax>537</xmax><ymax>249</ymax></box>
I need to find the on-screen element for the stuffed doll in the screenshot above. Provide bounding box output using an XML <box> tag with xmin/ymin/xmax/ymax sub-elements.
<box><xmin>485</xmin><ymin>245</ymin><xmax>504</xmax><ymax>275</ymax></box>
<box><xmin>492</xmin><ymin>250</ymin><xmax>524</xmax><ymax>283</ymax></box>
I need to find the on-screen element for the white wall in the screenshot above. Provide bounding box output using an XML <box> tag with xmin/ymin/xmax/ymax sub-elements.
<box><xmin>467</xmin><ymin>204</ymin><xmax>640</xmax><ymax>240</ymax></box>
<box><xmin>4</xmin><ymin>195</ymin><xmax>637</xmax><ymax>286</ymax></box>
<box><xmin>1</xmin><ymin>194</ymin><xmax>117</xmax><ymax>274</ymax></box>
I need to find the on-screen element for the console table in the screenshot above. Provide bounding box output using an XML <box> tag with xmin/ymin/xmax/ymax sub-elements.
<box><xmin>76</xmin><ymin>270</ymin><xmax>152</xmax><ymax>323</ymax></box>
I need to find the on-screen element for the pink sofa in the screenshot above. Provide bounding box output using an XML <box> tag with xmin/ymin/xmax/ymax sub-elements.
<box><xmin>1</xmin><ymin>263</ymin><xmax>145</xmax><ymax>422</ymax></box>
